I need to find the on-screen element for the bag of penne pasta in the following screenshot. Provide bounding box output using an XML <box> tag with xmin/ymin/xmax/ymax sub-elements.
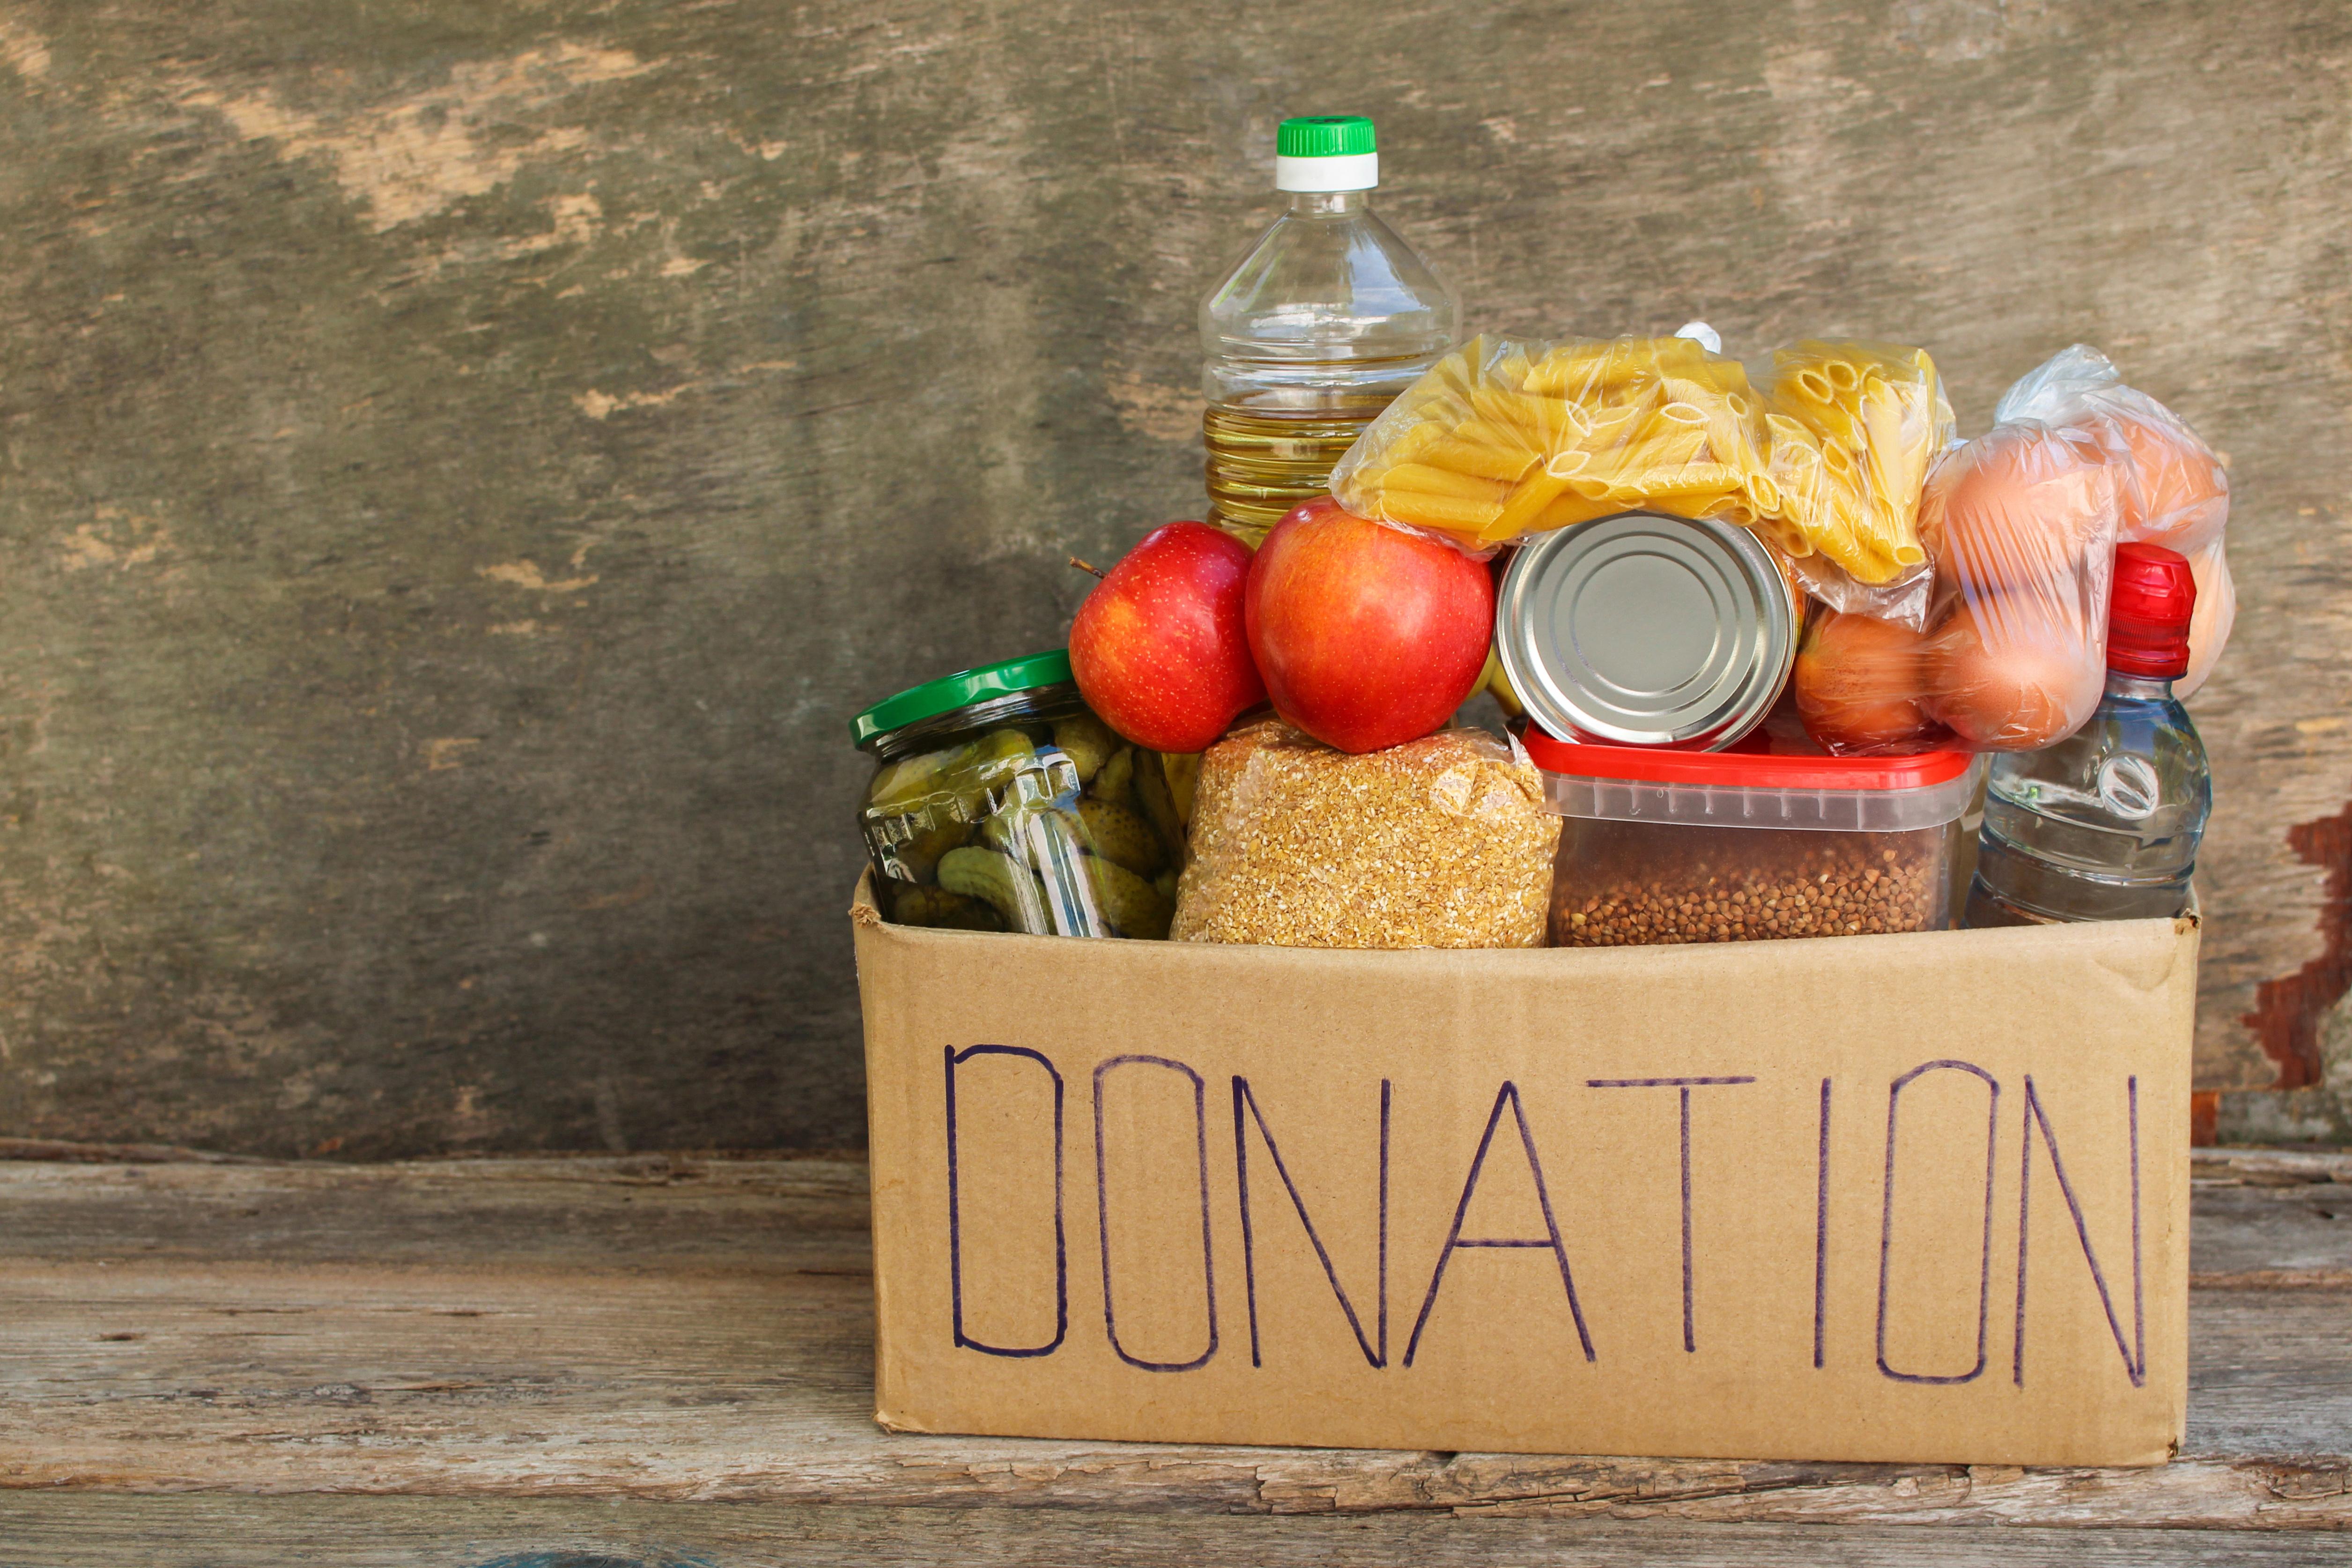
<box><xmin>1760</xmin><ymin>340</ymin><xmax>1957</xmax><ymax>627</ymax></box>
<box><xmin>1326</xmin><ymin>333</ymin><xmax>1765</xmax><ymax>555</ymax></box>
<box><xmin>1327</xmin><ymin>333</ymin><xmax>1956</xmax><ymax>606</ymax></box>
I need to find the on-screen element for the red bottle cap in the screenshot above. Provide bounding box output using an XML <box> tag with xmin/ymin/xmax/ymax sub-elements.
<box><xmin>2107</xmin><ymin>542</ymin><xmax>2196</xmax><ymax>679</ymax></box>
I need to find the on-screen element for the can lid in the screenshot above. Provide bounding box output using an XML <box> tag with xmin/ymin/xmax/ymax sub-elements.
<box><xmin>1276</xmin><ymin>115</ymin><xmax>1379</xmax><ymax>192</ymax></box>
<box><xmin>849</xmin><ymin>649</ymin><xmax>1072</xmax><ymax>748</ymax></box>
<box><xmin>1496</xmin><ymin>511</ymin><xmax>1798</xmax><ymax>749</ymax></box>
<box><xmin>1523</xmin><ymin>729</ymin><xmax>1976</xmax><ymax>790</ymax></box>
<box><xmin>2108</xmin><ymin>541</ymin><xmax>2195</xmax><ymax>679</ymax></box>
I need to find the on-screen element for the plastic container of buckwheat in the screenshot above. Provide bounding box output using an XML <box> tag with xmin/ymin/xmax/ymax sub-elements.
<box><xmin>1522</xmin><ymin>731</ymin><xmax>1982</xmax><ymax>947</ymax></box>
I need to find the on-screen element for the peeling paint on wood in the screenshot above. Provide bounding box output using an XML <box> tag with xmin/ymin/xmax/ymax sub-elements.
<box><xmin>2245</xmin><ymin>802</ymin><xmax>2352</xmax><ymax>1091</ymax></box>
<box><xmin>0</xmin><ymin>1</ymin><xmax>2347</xmax><ymax>1154</ymax></box>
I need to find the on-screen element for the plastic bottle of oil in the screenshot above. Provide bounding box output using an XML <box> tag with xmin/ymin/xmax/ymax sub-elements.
<box><xmin>1199</xmin><ymin>116</ymin><xmax>1459</xmax><ymax>545</ymax></box>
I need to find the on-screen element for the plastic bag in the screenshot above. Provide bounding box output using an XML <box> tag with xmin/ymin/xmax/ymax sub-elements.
<box><xmin>1169</xmin><ymin>718</ymin><xmax>1558</xmax><ymax>949</ymax></box>
<box><xmin>1326</xmin><ymin>333</ymin><xmax>1952</xmax><ymax>590</ymax></box>
<box><xmin>1783</xmin><ymin>550</ymin><xmax>1937</xmax><ymax>630</ymax></box>
<box><xmin>1327</xmin><ymin>333</ymin><xmax>1762</xmax><ymax>555</ymax></box>
<box><xmin>1795</xmin><ymin>346</ymin><xmax>2234</xmax><ymax>754</ymax></box>
<box><xmin>1796</xmin><ymin>421</ymin><xmax>2118</xmax><ymax>754</ymax></box>
<box><xmin>1991</xmin><ymin>345</ymin><xmax>2232</xmax><ymax>695</ymax></box>
<box><xmin>1759</xmin><ymin>340</ymin><xmax>1954</xmax><ymax>588</ymax></box>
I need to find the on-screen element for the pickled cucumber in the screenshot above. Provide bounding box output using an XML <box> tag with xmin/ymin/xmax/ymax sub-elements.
<box><xmin>949</xmin><ymin>729</ymin><xmax>1039</xmax><ymax>816</ymax></box>
<box><xmin>938</xmin><ymin>846</ymin><xmax>1050</xmax><ymax>932</ymax></box>
<box><xmin>1091</xmin><ymin>745</ymin><xmax>1135</xmax><ymax>809</ymax></box>
<box><xmin>878</xmin><ymin>813</ymin><xmax>970</xmax><ymax>884</ymax></box>
<box><xmin>983</xmin><ymin>790</ymin><xmax>1083</xmax><ymax>853</ymax></box>
<box><xmin>979</xmin><ymin>806</ymin><xmax>1018</xmax><ymax>855</ymax></box>
<box><xmin>866</xmin><ymin>750</ymin><xmax>945</xmax><ymax>813</ymax></box>
<box><xmin>892</xmin><ymin>882</ymin><xmax>1003</xmax><ymax>932</ymax></box>
<box><xmin>1050</xmin><ymin>713</ymin><xmax>1118</xmax><ymax>785</ymax></box>
<box><xmin>1087</xmin><ymin>855</ymin><xmax>1174</xmax><ymax>940</ymax></box>
<box><xmin>1076</xmin><ymin>798</ymin><xmax>1161</xmax><ymax>877</ymax></box>
<box><xmin>864</xmin><ymin>703</ymin><xmax>1173</xmax><ymax>941</ymax></box>
<box><xmin>869</xmin><ymin>729</ymin><xmax>1037</xmax><ymax>820</ymax></box>
<box><xmin>1132</xmin><ymin>751</ymin><xmax>1186</xmax><ymax>866</ymax></box>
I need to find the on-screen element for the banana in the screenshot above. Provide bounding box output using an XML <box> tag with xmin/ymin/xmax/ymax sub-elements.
<box><xmin>1087</xmin><ymin>855</ymin><xmax>1174</xmax><ymax>940</ymax></box>
<box><xmin>938</xmin><ymin>846</ymin><xmax>1050</xmax><ymax>933</ymax></box>
<box><xmin>1131</xmin><ymin>751</ymin><xmax>1187</xmax><ymax>865</ymax></box>
<box><xmin>891</xmin><ymin>882</ymin><xmax>1003</xmax><ymax>932</ymax></box>
<box><xmin>1160</xmin><ymin>751</ymin><xmax>1201</xmax><ymax>826</ymax></box>
<box><xmin>1154</xmin><ymin>869</ymin><xmax>1180</xmax><ymax>903</ymax></box>
<box><xmin>1077</xmin><ymin>798</ymin><xmax>1161</xmax><ymax>877</ymax></box>
<box><xmin>1050</xmin><ymin>713</ymin><xmax>1118</xmax><ymax>785</ymax></box>
<box><xmin>1091</xmin><ymin>745</ymin><xmax>1135</xmax><ymax>808</ymax></box>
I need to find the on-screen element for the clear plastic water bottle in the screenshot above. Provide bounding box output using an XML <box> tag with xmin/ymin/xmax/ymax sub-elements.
<box><xmin>1964</xmin><ymin>543</ymin><xmax>2212</xmax><ymax>925</ymax></box>
<box><xmin>1199</xmin><ymin>115</ymin><xmax>1459</xmax><ymax>546</ymax></box>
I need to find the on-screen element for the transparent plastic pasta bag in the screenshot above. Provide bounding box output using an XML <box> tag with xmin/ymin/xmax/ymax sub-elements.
<box><xmin>1327</xmin><ymin>333</ymin><xmax>1772</xmax><ymax>554</ymax></box>
<box><xmin>1794</xmin><ymin>422</ymin><xmax>2118</xmax><ymax>754</ymax></box>
<box><xmin>1761</xmin><ymin>340</ymin><xmax>1954</xmax><ymax>592</ymax></box>
<box><xmin>1759</xmin><ymin>340</ymin><xmax>1956</xmax><ymax>629</ymax></box>
<box><xmin>1169</xmin><ymin>717</ymin><xmax>1558</xmax><ymax>948</ymax></box>
<box><xmin>1781</xmin><ymin>548</ymin><xmax>1937</xmax><ymax>632</ymax></box>
<box><xmin>1992</xmin><ymin>344</ymin><xmax>2232</xmax><ymax>694</ymax></box>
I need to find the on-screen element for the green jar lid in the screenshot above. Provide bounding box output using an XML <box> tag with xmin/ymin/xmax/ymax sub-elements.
<box><xmin>1277</xmin><ymin>115</ymin><xmax>1376</xmax><ymax>158</ymax></box>
<box><xmin>849</xmin><ymin>648</ymin><xmax>1073</xmax><ymax>748</ymax></box>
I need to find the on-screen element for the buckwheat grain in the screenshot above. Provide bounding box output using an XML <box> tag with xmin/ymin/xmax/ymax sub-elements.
<box><xmin>1548</xmin><ymin>821</ymin><xmax>1950</xmax><ymax>947</ymax></box>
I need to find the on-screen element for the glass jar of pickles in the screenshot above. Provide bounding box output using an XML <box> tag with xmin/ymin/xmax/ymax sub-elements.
<box><xmin>850</xmin><ymin>651</ymin><xmax>1188</xmax><ymax>939</ymax></box>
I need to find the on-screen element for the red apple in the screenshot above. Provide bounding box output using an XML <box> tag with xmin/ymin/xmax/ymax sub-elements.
<box><xmin>1244</xmin><ymin>497</ymin><xmax>1494</xmax><ymax>754</ymax></box>
<box><xmin>1070</xmin><ymin>521</ymin><xmax>1265</xmax><ymax>753</ymax></box>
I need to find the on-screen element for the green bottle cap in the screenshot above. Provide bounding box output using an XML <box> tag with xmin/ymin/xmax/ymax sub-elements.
<box><xmin>1277</xmin><ymin>116</ymin><xmax>1377</xmax><ymax>159</ymax></box>
<box><xmin>848</xmin><ymin>649</ymin><xmax>1074</xmax><ymax>749</ymax></box>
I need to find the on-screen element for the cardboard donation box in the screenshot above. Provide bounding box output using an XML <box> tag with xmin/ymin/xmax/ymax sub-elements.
<box><xmin>852</xmin><ymin>873</ymin><xmax>2197</xmax><ymax>1466</ymax></box>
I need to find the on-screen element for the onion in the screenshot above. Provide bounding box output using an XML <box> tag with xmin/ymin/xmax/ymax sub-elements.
<box><xmin>1793</xmin><ymin>609</ymin><xmax>1936</xmax><ymax>753</ymax></box>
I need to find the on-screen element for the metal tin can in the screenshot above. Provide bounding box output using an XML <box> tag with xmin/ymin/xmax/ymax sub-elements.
<box><xmin>1496</xmin><ymin>510</ymin><xmax>1801</xmax><ymax>750</ymax></box>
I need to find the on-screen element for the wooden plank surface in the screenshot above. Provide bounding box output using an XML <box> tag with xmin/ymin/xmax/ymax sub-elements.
<box><xmin>0</xmin><ymin>1152</ymin><xmax>2340</xmax><ymax>1544</ymax></box>
<box><xmin>1</xmin><ymin>1</ymin><xmax>2350</xmax><ymax>1158</ymax></box>
<box><xmin>2</xmin><ymin>1495</ymin><xmax>2348</xmax><ymax>1568</ymax></box>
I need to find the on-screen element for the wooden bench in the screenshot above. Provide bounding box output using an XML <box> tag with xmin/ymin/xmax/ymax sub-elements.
<box><xmin>0</xmin><ymin>1146</ymin><xmax>2342</xmax><ymax>1564</ymax></box>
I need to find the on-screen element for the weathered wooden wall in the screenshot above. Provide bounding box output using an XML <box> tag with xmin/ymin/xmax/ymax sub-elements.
<box><xmin>0</xmin><ymin>0</ymin><xmax>2346</xmax><ymax>1156</ymax></box>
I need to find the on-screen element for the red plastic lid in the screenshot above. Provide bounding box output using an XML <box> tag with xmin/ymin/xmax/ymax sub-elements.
<box><xmin>1522</xmin><ymin>729</ymin><xmax>1975</xmax><ymax>790</ymax></box>
<box><xmin>2108</xmin><ymin>542</ymin><xmax>2195</xmax><ymax>679</ymax></box>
